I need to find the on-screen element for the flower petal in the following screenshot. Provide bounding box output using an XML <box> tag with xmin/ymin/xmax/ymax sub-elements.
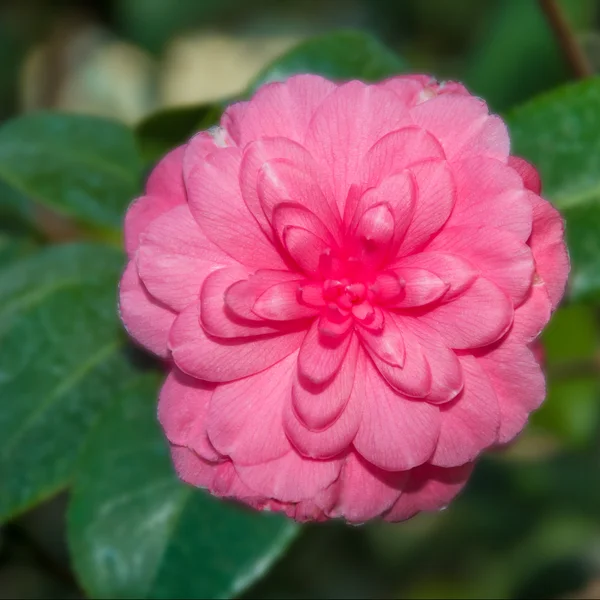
<box><xmin>298</xmin><ymin>321</ymin><xmax>354</xmax><ymax>385</ymax></box>
<box><xmin>206</xmin><ymin>353</ymin><xmax>296</xmax><ymax>465</ymax></box>
<box><xmin>137</xmin><ymin>205</ymin><xmax>234</xmax><ymax>311</ymax></box>
<box><xmin>417</xmin><ymin>277</ymin><xmax>513</xmax><ymax>349</ymax></box>
<box><xmin>171</xmin><ymin>446</ymin><xmax>218</xmax><ymax>489</ymax></box>
<box><xmin>236</xmin><ymin>449</ymin><xmax>343</xmax><ymax>503</ymax></box>
<box><xmin>354</xmin><ymin>355</ymin><xmax>440</xmax><ymax>471</ymax></box>
<box><xmin>187</xmin><ymin>146</ymin><xmax>285</xmax><ymax>269</ymax></box>
<box><xmin>119</xmin><ymin>261</ymin><xmax>176</xmax><ymax>358</ymax></box>
<box><xmin>391</xmin><ymin>267</ymin><xmax>448</xmax><ymax>307</ymax></box>
<box><xmin>253</xmin><ymin>278</ymin><xmax>318</xmax><ymax>321</ymax></box>
<box><xmin>169</xmin><ymin>303</ymin><xmax>305</xmax><ymax>382</ymax></box>
<box><xmin>385</xmin><ymin>463</ymin><xmax>474</xmax><ymax>522</ymax></box>
<box><xmin>508</xmin><ymin>156</ymin><xmax>541</xmax><ymax>194</ymax></box>
<box><xmin>357</xmin><ymin>312</ymin><xmax>405</xmax><ymax>367</ymax></box>
<box><xmin>158</xmin><ymin>368</ymin><xmax>220</xmax><ymax>461</ymax></box>
<box><xmin>431</xmin><ymin>354</ymin><xmax>499</xmax><ymax>467</ymax></box>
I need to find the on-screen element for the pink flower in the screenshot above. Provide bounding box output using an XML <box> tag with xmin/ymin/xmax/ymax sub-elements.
<box><xmin>119</xmin><ymin>75</ymin><xmax>569</xmax><ymax>523</ymax></box>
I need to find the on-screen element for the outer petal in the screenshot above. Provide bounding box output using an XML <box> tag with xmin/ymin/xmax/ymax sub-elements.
<box><xmin>528</xmin><ymin>193</ymin><xmax>569</xmax><ymax>310</ymax></box>
<box><xmin>170</xmin><ymin>445</ymin><xmax>218</xmax><ymax>490</ymax></box>
<box><xmin>426</xmin><ymin>225</ymin><xmax>535</xmax><ymax>306</ymax></box>
<box><xmin>353</xmin><ymin>354</ymin><xmax>440</xmax><ymax>471</ymax></box>
<box><xmin>304</xmin><ymin>80</ymin><xmax>411</xmax><ymax>212</ymax></box>
<box><xmin>327</xmin><ymin>452</ymin><xmax>407</xmax><ymax>523</ymax></box>
<box><xmin>206</xmin><ymin>353</ymin><xmax>296</xmax><ymax>465</ymax></box>
<box><xmin>431</xmin><ymin>355</ymin><xmax>499</xmax><ymax>467</ymax></box>
<box><xmin>224</xmin><ymin>74</ymin><xmax>336</xmax><ymax>147</ymax></box>
<box><xmin>447</xmin><ymin>157</ymin><xmax>533</xmax><ymax>241</ymax></box>
<box><xmin>508</xmin><ymin>156</ymin><xmax>541</xmax><ymax>194</ymax></box>
<box><xmin>385</xmin><ymin>463</ymin><xmax>474</xmax><ymax>522</ymax></box>
<box><xmin>125</xmin><ymin>145</ymin><xmax>187</xmax><ymax>256</ymax></box>
<box><xmin>417</xmin><ymin>277</ymin><xmax>513</xmax><ymax>350</ymax></box>
<box><xmin>137</xmin><ymin>205</ymin><xmax>235</xmax><ymax>311</ymax></box>
<box><xmin>158</xmin><ymin>368</ymin><xmax>220</xmax><ymax>461</ymax></box>
<box><xmin>478</xmin><ymin>340</ymin><xmax>545</xmax><ymax>443</ymax></box>
<box><xmin>235</xmin><ymin>449</ymin><xmax>343</xmax><ymax>503</ymax></box>
<box><xmin>186</xmin><ymin>147</ymin><xmax>286</xmax><ymax>269</ymax></box>
<box><xmin>119</xmin><ymin>261</ymin><xmax>176</xmax><ymax>358</ymax></box>
<box><xmin>169</xmin><ymin>303</ymin><xmax>305</xmax><ymax>382</ymax></box>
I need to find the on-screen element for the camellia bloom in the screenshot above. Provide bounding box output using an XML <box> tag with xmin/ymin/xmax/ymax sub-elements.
<box><xmin>120</xmin><ymin>74</ymin><xmax>569</xmax><ymax>523</ymax></box>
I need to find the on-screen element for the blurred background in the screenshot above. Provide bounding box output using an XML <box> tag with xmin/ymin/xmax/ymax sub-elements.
<box><xmin>2</xmin><ymin>0</ymin><xmax>600</xmax><ymax>598</ymax></box>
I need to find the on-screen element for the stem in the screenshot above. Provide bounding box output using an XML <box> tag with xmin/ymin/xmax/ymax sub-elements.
<box><xmin>538</xmin><ymin>0</ymin><xmax>593</xmax><ymax>79</ymax></box>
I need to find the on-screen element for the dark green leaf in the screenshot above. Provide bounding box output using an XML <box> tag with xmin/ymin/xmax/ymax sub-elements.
<box><xmin>136</xmin><ymin>103</ymin><xmax>223</xmax><ymax>164</ymax></box>
<box><xmin>68</xmin><ymin>374</ymin><xmax>298</xmax><ymax>599</ymax></box>
<box><xmin>0</xmin><ymin>112</ymin><xmax>143</xmax><ymax>234</ymax></box>
<box><xmin>464</xmin><ymin>0</ymin><xmax>594</xmax><ymax>111</ymax></box>
<box><xmin>251</xmin><ymin>30</ymin><xmax>408</xmax><ymax>91</ymax></box>
<box><xmin>0</xmin><ymin>243</ymin><xmax>140</xmax><ymax>520</ymax></box>
<box><xmin>508</xmin><ymin>77</ymin><xmax>600</xmax><ymax>301</ymax></box>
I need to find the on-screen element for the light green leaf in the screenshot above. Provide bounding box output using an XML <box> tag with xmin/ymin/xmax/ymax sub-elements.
<box><xmin>68</xmin><ymin>374</ymin><xmax>299</xmax><ymax>599</ymax></box>
<box><xmin>508</xmin><ymin>77</ymin><xmax>600</xmax><ymax>301</ymax></box>
<box><xmin>0</xmin><ymin>112</ymin><xmax>143</xmax><ymax>234</ymax></box>
<box><xmin>0</xmin><ymin>243</ymin><xmax>141</xmax><ymax>520</ymax></box>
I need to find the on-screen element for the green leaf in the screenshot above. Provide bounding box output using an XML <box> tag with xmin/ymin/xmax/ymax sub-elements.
<box><xmin>464</xmin><ymin>0</ymin><xmax>594</xmax><ymax>111</ymax></box>
<box><xmin>251</xmin><ymin>30</ymin><xmax>408</xmax><ymax>91</ymax></box>
<box><xmin>0</xmin><ymin>112</ymin><xmax>143</xmax><ymax>235</ymax></box>
<box><xmin>0</xmin><ymin>243</ymin><xmax>141</xmax><ymax>520</ymax></box>
<box><xmin>136</xmin><ymin>103</ymin><xmax>223</xmax><ymax>164</ymax></box>
<box><xmin>68</xmin><ymin>374</ymin><xmax>299</xmax><ymax>599</ymax></box>
<box><xmin>508</xmin><ymin>77</ymin><xmax>600</xmax><ymax>301</ymax></box>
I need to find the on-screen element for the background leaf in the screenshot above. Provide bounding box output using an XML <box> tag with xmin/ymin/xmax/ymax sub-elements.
<box><xmin>251</xmin><ymin>29</ymin><xmax>408</xmax><ymax>90</ymax></box>
<box><xmin>68</xmin><ymin>374</ymin><xmax>298</xmax><ymax>600</ymax></box>
<box><xmin>0</xmin><ymin>112</ymin><xmax>143</xmax><ymax>236</ymax></box>
<box><xmin>508</xmin><ymin>77</ymin><xmax>600</xmax><ymax>302</ymax></box>
<box><xmin>0</xmin><ymin>243</ymin><xmax>141</xmax><ymax>521</ymax></box>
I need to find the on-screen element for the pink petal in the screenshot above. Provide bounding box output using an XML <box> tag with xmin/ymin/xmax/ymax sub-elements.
<box><xmin>399</xmin><ymin>160</ymin><xmax>456</xmax><ymax>255</ymax></box>
<box><xmin>426</xmin><ymin>226</ymin><xmax>535</xmax><ymax>306</ymax></box>
<box><xmin>158</xmin><ymin>368</ymin><xmax>220</xmax><ymax>461</ymax></box>
<box><xmin>236</xmin><ymin>448</ymin><xmax>343</xmax><ymax>503</ymax></box>
<box><xmin>293</xmin><ymin>333</ymin><xmax>360</xmax><ymax>430</ymax></box>
<box><xmin>402</xmin><ymin>317</ymin><xmax>464</xmax><ymax>404</ymax></box>
<box><xmin>352</xmin><ymin>203</ymin><xmax>396</xmax><ymax>266</ymax></box>
<box><xmin>392</xmin><ymin>267</ymin><xmax>448</xmax><ymax>307</ymax></box>
<box><xmin>512</xmin><ymin>284</ymin><xmax>552</xmax><ymax>343</ymax></box>
<box><xmin>379</xmin><ymin>75</ymin><xmax>434</xmax><ymax>106</ymax></box>
<box><xmin>272</xmin><ymin>203</ymin><xmax>335</xmax><ymax>246</ymax></box>
<box><xmin>253</xmin><ymin>278</ymin><xmax>318</xmax><ymax>321</ymax></box>
<box><xmin>182</xmin><ymin>132</ymin><xmax>219</xmax><ymax>180</ymax></box>
<box><xmin>367</xmin><ymin>315</ymin><xmax>431</xmax><ymax>398</ymax></box>
<box><xmin>370</xmin><ymin>272</ymin><xmax>404</xmax><ymax>304</ymax></box>
<box><xmin>359</xmin><ymin>126</ymin><xmax>444</xmax><ymax>191</ymax></box>
<box><xmin>125</xmin><ymin>146</ymin><xmax>188</xmax><ymax>256</ymax></box>
<box><xmin>357</xmin><ymin>312</ymin><xmax>405</xmax><ymax>367</ymax></box>
<box><xmin>298</xmin><ymin>321</ymin><xmax>354</xmax><ymax>385</ymax></box>
<box><xmin>169</xmin><ymin>303</ymin><xmax>305</xmax><ymax>382</ymax></box>
<box><xmin>418</xmin><ymin>277</ymin><xmax>513</xmax><ymax>350</ymax></box>
<box><xmin>200</xmin><ymin>268</ymin><xmax>285</xmax><ymax>338</ymax></box>
<box><xmin>224</xmin><ymin>269</ymin><xmax>303</xmax><ymax>321</ymax></box>
<box><xmin>447</xmin><ymin>157</ymin><xmax>533</xmax><ymax>241</ymax></box>
<box><xmin>478</xmin><ymin>340</ymin><xmax>545</xmax><ymax>443</ymax></box>
<box><xmin>170</xmin><ymin>445</ymin><xmax>218</xmax><ymax>489</ymax></box>
<box><xmin>327</xmin><ymin>452</ymin><xmax>407</xmax><ymax>523</ymax></box>
<box><xmin>508</xmin><ymin>156</ymin><xmax>541</xmax><ymax>194</ymax></box>
<box><xmin>348</xmin><ymin>172</ymin><xmax>416</xmax><ymax>254</ymax></box>
<box><xmin>258</xmin><ymin>159</ymin><xmax>341</xmax><ymax>237</ymax></box>
<box><xmin>385</xmin><ymin>463</ymin><xmax>474</xmax><ymax>522</ymax></box>
<box><xmin>284</xmin><ymin>353</ymin><xmax>363</xmax><ymax>459</ymax></box>
<box><xmin>410</xmin><ymin>93</ymin><xmax>508</xmax><ymax>161</ymax></box>
<box><xmin>118</xmin><ymin>261</ymin><xmax>176</xmax><ymax>358</ymax></box>
<box><xmin>354</xmin><ymin>355</ymin><xmax>440</xmax><ymax>471</ymax></box>
<box><xmin>431</xmin><ymin>355</ymin><xmax>499</xmax><ymax>467</ymax></box>
<box><xmin>206</xmin><ymin>353</ymin><xmax>296</xmax><ymax>465</ymax></box>
<box><xmin>240</xmin><ymin>137</ymin><xmax>335</xmax><ymax>241</ymax></box>
<box><xmin>392</xmin><ymin>252</ymin><xmax>477</xmax><ymax>300</ymax></box>
<box><xmin>304</xmin><ymin>80</ymin><xmax>410</xmax><ymax>212</ymax></box>
<box><xmin>528</xmin><ymin>193</ymin><xmax>569</xmax><ymax>310</ymax></box>
<box><xmin>137</xmin><ymin>205</ymin><xmax>234</xmax><ymax>311</ymax></box>
<box><xmin>186</xmin><ymin>146</ymin><xmax>285</xmax><ymax>269</ymax></box>
<box><xmin>225</xmin><ymin>74</ymin><xmax>336</xmax><ymax>147</ymax></box>
<box><xmin>282</xmin><ymin>226</ymin><xmax>330</xmax><ymax>275</ymax></box>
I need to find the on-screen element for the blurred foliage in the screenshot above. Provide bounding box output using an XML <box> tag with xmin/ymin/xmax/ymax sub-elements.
<box><xmin>1</xmin><ymin>0</ymin><xmax>600</xmax><ymax>599</ymax></box>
